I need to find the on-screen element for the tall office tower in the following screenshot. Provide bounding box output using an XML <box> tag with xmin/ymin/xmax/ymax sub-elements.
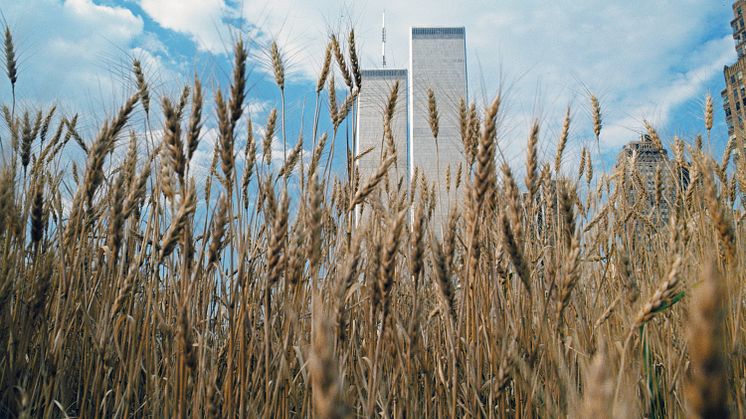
<box><xmin>722</xmin><ymin>1</ymin><xmax>746</xmax><ymax>142</ymax></box>
<box><xmin>355</xmin><ymin>69</ymin><xmax>409</xmax><ymax>221</ymax></box>
<box><xmin>409</xmin><ymin>27</ymin><xmax>468</xmax><ymax>227</ymax></box>
<box><xmin>615</xmin><ymin>134</ymin><xmax>687</xmax><ymax>225</ymax></box>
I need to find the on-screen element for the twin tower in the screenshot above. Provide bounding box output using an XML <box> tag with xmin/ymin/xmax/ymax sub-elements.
<box><xmin>355</xmin><ymin>27</ymin><xmax>468</xmax><ymax>226</ymax></box>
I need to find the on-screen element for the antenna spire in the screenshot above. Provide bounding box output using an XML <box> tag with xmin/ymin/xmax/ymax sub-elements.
<box><xmin>382</xmin><ymin>10</ymin><xmax>387</xmax><ymax>67</ymax></box>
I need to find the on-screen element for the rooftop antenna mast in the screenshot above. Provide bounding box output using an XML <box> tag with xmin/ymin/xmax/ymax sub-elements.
<box><xmin>382</xmin><ymin>10</ymin><xmax>386</xmax><ymax>67</ymax></box>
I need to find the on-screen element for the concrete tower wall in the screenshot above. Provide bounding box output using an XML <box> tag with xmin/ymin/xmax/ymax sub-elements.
<box><xmin>409</xmin><ymin>27</ymin><xmax>468</xmax><ymax>227</ymax></box>
<box><xmin>355</xmin><ymin>69</ymin><xmax>408</xmax><ymax>223</ymax></box>
<box><xmin>356</xmin><ymin>69</ymin><xmax>409</xmax><ymax>183</ymax></box>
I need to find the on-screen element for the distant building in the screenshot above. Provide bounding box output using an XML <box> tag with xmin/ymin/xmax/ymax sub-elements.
<box><xmin>409</xmin><ymin>27</ymin><xmax>468</xmax><ymax>227</ymax></box>
<box><xmin>616</xmin><ymin>135</ymin><xmax>687</xmax><ymax>224</ymax></box>
<box><xmin>721</xmin><ymin>1</ymin><xmax>746</xmax><ymax>142</ymax></box>
<box><xmin>355</xmin><ymin>69</ymin><xmax>409</xmax><ymax>183</ymax></box>
<box><xmin>355</xmin><ymin>69</ymin><xmax>409</xmax><ymax>222</ymax></box>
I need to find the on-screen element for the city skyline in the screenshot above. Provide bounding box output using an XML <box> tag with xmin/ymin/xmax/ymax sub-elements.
<box><xmin>0</xmin><ymin>0</ymin><xmax>732</xmax><ymax>177</ymax></box>
<box><xmin>355</xmin><ymin>26</ymin><xmax>469</xmax><ymax>228</ymax></box>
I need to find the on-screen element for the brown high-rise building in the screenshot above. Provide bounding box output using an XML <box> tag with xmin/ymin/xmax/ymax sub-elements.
<box><xmin>721</xmin><ymin>1</ymin><xmax>746</xmax><ymax>141</ymax></box>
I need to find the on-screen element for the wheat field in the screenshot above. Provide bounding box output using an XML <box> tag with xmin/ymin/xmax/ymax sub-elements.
<box><xmin>0</xmin><ymin>25</ymin><xmax>743</xmax><ymax>418</ymax></box>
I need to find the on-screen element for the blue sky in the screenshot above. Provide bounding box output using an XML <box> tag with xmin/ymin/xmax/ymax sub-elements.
<box><xmin>0</xmin><ymin>0</ymin><xmax>737</xmax><ymax>177</ymax></box>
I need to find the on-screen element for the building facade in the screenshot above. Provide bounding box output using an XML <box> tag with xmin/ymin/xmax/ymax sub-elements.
<box><xmin>722</xmin><ymin>0</ymin><xmax>746</xmax><ymax>141</ymax></box>
<box><xmin>356</xmin><ymin>69</ymin><xmax>409</xmax><ymax>182</ymax></box>
<box><xmin>409</xmin><ymin>27</ymin><xmax>468</xmax><ymax>227</ymax></box>
<box><xmin>355</xmin><ymin>69</ymin><xmax>409</xmax><ymax>221</ymax></box>
<box><xmin>616</xmin><ymin>135</ymin><xmax>685</xmax><ymax>225</ymax></box>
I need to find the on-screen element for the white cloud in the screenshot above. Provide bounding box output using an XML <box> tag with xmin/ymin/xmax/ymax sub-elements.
<box><xmin>139</xmin><ymin>0</ymin><xmax>228</xmax><ymax>54</ymax></box>
<box><xmin>0</xmin><ymin>0</ymin><xmax>188</xmax><ymax>137</ymax></box>
<box><xmin>65</xmin><ymin>0</ymin><xmax>143</xmax><ymax>41</ymax></box>
<box><xmin>247</xmin><ymin>100</ymin><xmax>270</xmax><ymax>116</ymax></box>
<box><xmin>0</xmin><ymin>0</ymin><xmax>144</xmax><ymax>105</ymax></box>
<box><xmin>235</xmin><ymin>0</ymin><xmax>344</xmax><ymax>80</ymax></box>
<box><xmin>602</xmin><ymin>35</ymin><xmax>734</xmax><ymax>151</ymax></box>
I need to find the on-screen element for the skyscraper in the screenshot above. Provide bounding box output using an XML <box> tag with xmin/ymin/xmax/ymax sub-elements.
<box><xmin>409</xmin><ymin>27</ymin><xmax>468</xmax><ymax>227</ymax></box>
<box><xmin>616</xmin><ymin>134</ymin><xmax>685</xmax><ymax>225</ymax></box>
<box><xmin>722</xmin><ymin>1</ymin><xmax>746</xmax><ymax>142</ymax></box>
<box><xmin>355</xmin><ymin>69</ymin><xmax>408</xmax><ymax>220</ymax></box>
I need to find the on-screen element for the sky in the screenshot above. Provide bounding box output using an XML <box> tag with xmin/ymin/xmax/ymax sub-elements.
<box><xmin>0</xmin><ymin>0</ymin><xmax>738</xmax><ymax>177</ymax></box>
